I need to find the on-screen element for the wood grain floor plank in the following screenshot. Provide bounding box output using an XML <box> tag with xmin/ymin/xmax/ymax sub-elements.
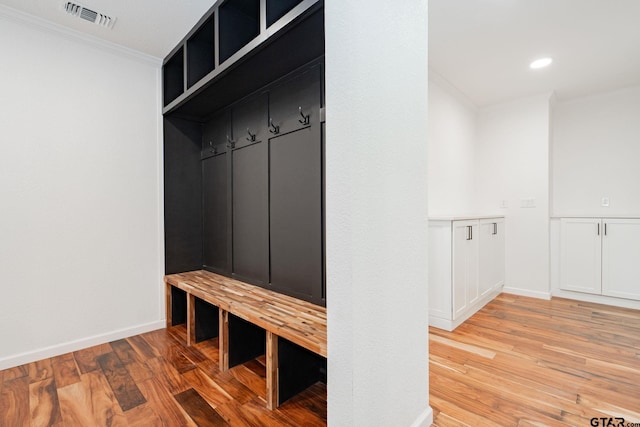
<box><xmin>27</xmin><ymin>359</ymin><xmax>54</xmax><ymax>384</ymax></box>
<box><xmin>110</xmin><ymin>338</ymin><xmax>154</xmax><ymax>383</ymax></box>
<box><xmin>197</xmin><ymin>361</ymin><xmax>255</xmax><ymax>405</ymax></box>
<box><xmin>127</xmin><ymin>334</ymin><xmax>159</xmax><ymax>360</ymax></box>
<box><xmin>174</xmin><ymin>388</ymin><xmax>229</xmax><ymax>426</ymax></box>
<box><xmin>145</xmin><ymin>356</ymin><xmax>192</xmax><ymax>395</ymax></box>
<box><xmin>229</xmin><ymin>364</ymin><xmax>267</xmax><ymax>400</ymax></box>
<box><xmin>96</xmin><ymin>352</ymin><xmax>146</xmax><ymax>412</ymax></box>
<box><xmin>182</xmin><ymin>366</ymin><xmax>233</xmax><ymax>408</ymax></box>
<box><xmin>73</xmin><ymin>347</ymin><xmax>99</xmax><ymax>374</ymax></box>
<box><xmin>2</xmin><ymin>364</ymin><xmax>28</xmax><ymax>383</ymax></box>
<box><xmin>166</xmin><ymin>344</ymin><xmax>198</xmax><ymax>374</ymax></box>
<box><xmin>82</xmin><ymin>371</ymin><xmax>128</xmax><ymax>426</ymax></box>
<box><xmin>123</xmin><ymin>403</ymin><xmax>164</xmax><ymax>427</ymax></box>
<box><xmin>193</xmin><ymin>339</ymin><xmax>220</xmax><ymax>366</ymax></box>
<box><xmin>136</xmin><ymin>377</ymin><xmax>196</xmax><ymax>427</ymax></box>
<box><xmin>0</xmin><ymin>377</ymin><xmax>30</xmax><ymax>427</ymax></box>
<box><xmin>29</xmin><ymin>377</ymin><xmax>62</xmax><ymax>427</ymax></box>
<box><xmin>57</xmin><ymin>380</ymin><xmax>96</xmax><ymax>427</ymax></box>
<box><xmin>51</xmin><ymin>353</ymin><xmax>80</xmax><ymax>388</ymax></box>
<box><xmin>216</xmin><ymin>398</ymin><xmax>295</xmax><ymax>427</ymax></box>
<box><xmin>275</xmin><ymin>382</ymin><xmax>327</xmax><ymax>426</ymax></box>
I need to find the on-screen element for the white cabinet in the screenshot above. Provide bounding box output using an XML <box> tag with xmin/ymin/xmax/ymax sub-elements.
<box><xmin>429</xmin><ymin>216</ymin><xmax>505</xmax><ymax>331</ymax></box>
<box><xmin>452</xmin><ymin>220</ymin><xmax>478</xmax><ymax>319</ymax></box>
<box><xmin>560</xmin><ymin>218</ymin><xmax>602</xmax><ymax>294</ymax></box>
<box><xmin>560</xmin><ymin>218</ymin><xmax>640</xmax><ymax>301</ymax></box>
<box><xmin>479</xmin><ymin>218</ymin><xmax>505</xmax><ymax>298</ymax></box>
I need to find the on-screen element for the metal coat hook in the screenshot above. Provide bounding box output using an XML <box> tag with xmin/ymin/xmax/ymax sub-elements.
<box><xmin>298</xmin><ymin>106</ymin><xmax>310</xmax><ymax>125</ymax></box>
<box><xmin>246</xmin><ymin>127</ymin><xmax>256</xmax><ymax>142</ymax></box>
<box><xmin>226</xmin><ymin>134</ymin><xmax>235</xmax><ymax>149</ymax></box>
<box><xmin>269</xmin><ymin>118</ymin><xmax>280</xmax><ymax>134</ymax></box>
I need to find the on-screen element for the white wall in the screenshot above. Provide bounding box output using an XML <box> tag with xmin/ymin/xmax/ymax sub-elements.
<box><xmin>325</xmin><ymin>0</ymin><xmax>431</xmax><ymax>425</ymax></box>
<box><xmin>552</xmin><ymin>85</ymin><xmax>640</xmax><ymax>216</ymax></box>
<box><xmin>0</xmin><ymin>13</ymin><xmax>163</xmax><ymax>368</ymax></box>
<box><xmin>428</xmin><ymin>74</ymin><xmax>477</xmax><ymax>216</ymax></box>
<box><xmin>475</xmin><ymin>94</ymin><xmax>552</xmax><ymax>298</ymax></box>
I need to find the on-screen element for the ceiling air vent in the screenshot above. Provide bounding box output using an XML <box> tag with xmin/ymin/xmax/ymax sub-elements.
<box><xmin>63</xmin><ymin>2</ymin><xmax>116</xmax><ymax>29</ymax></box>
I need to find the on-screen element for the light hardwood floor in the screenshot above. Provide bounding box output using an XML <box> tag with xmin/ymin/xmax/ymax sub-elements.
<box><xmin>1</xmin><ymin>293</ymin><xmax>639</xmax><ymax>426</ymax></box>
<box><xmin>430</xmin><ymin>294</ymin><xmax>640</xmax><ymax>426</ymax></box>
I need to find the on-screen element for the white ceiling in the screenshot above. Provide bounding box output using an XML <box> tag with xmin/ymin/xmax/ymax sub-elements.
<box><xmin>0</xmin><ymin>0</ymin><xmax>214</xmax><ymax>59</ymax></box>
<box><xmin>2</xmin><ymin>0</ymin><xmax>639</xmax><ymax>106</ymax></box>
<box><xmin>429</xmin><ymin>0</ymin><xmax>640</xmax><ymax>106</ymax></box>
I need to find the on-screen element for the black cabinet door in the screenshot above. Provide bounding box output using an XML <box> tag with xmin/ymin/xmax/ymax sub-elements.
<box><xmin>268</xmin><ymin>65</ymin><xmax>322</xmax><ymax>136</ymax></box>
<box><xmin>231</xmin><ymin>93</ymin><xmax>269</xmax><ymax>285</ymax></box>
<box><xmin>232</xmin><ymin>92</ymin><xmax>268</xmax><ymax>149</ymax></box>
<box><xmin>202</xmin><ymin>110</ymin><xmax>230</xmax><ymax>159</ymax></box>
<box><xmin>269</xmin><ymin>125</ymin><xmax>323</xmax><ymax>304</ymax></box>
<box><xmin>202</xmin><ymin>152</ymin><xmax>228</xmax><ymax>274</ymax></box>
<box><xmin>202</xmin><ymin>110</ymin><xmax>231</xmax><ymax>274</ymax></box>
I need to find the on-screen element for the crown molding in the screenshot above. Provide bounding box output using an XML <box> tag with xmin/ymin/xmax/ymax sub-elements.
<box><xmin>0</xmin><ymin>3</ymin><xmax>161</xmax><ymax>67</ymax></box>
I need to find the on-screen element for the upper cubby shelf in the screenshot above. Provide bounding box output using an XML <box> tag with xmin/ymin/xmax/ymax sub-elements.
<box><xmin>267</xmin><ymin>0</ymin><xmax>303</xmax><ymax>27</ymax></box>
<box><xmin>163</xmin><ymin>47</ymin><xmax>184</xmax><ymax>106</ymax></box>
<box><xmin>219</xmin><ymin>0</ymin><xmax>260</xmax><ymax>63</ymax></box>
<box><xmin>187</xmin><ymin>14</ymin><xmax>215</xmax><ymax>89</ymax></box>
<box><xmin>162</xmin><ymin>0</ymin><xmax>322</xmax><ymax>115</ymax></box>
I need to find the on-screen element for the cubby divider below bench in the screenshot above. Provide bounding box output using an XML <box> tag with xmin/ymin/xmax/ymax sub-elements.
<box><xmin>164</xmin><ymin>270</ymin><xmax>327</xmax><ymax>409</ymax></box>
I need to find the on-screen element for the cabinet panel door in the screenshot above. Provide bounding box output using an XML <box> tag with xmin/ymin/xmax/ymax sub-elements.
<box><xmin>232</xmin><ymin>141</ymin><xmax>269</xmax><ymax>285</ymax></box>
<box><xmin>202</xmin><ymin>110</ymin><xmax>230</xmax><ymax>159</ymax></box>
<box><xmin>467</xmin><ymin>222</ymin><xmax>479</xmax><ymax>306</ymax></box>
<box><xmin>602</xmin><ymin>218</ymin><xmax>640</xmax><ymax>300</ymax></box>
<box><xmin>452</xmin><ymin>220</ymin><xmax>477</xmax><ymax>319</ymax></box>
<box><xmin>428</xmin><ymin>222</ymin><xmax>453</xmax><ymax>320</ymax></box>
<box><xmin>202</xmin><ymin>153</ymin><xmax>229</xmax><ymax>274</ymax></box>
<box><xmin>560</xmin><ymin>218</ymin><xmax>602</xmax><ymax>294</ymax></box>
<box><xmin>232</xmin><ymin>92</ymin><xmax>268</xmax><ymax>150</ymax></box>
<box><xmin>269</xmin><ymin>126</ymin><xmax>323</xmax><ymax>304</ymax></box>
<box><xmin>269</xmin><ymin>66</ymin><xmax>321</xmax><ymax>135</ymax></box>
<box><xmin>479</xmin><ymin>218</ymin><xmax>505</xmax><ymax>298</ymax></box>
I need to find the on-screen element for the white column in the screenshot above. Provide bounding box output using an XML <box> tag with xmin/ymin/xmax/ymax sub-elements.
<box><xmin>325</xmin><ymin>1</ymin><xmax>431</xmax><ymax>425</ymax></box>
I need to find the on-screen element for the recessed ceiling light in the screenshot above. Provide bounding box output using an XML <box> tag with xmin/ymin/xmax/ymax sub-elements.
<box><xmin>530</xmin><ymin>57</ymin><xmax>553</xmax><ymax>69</ymax></box>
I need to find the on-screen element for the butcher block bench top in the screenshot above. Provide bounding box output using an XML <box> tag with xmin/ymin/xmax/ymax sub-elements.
<box><xmin>164</xmin><ymin>270</ymin><xmax>327</xmax><ymax>358</ymax></box>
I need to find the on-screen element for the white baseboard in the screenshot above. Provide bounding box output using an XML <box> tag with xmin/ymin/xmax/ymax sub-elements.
<box><xmin>502</xmin><ymin>286</ymin><xmax>551</xmax><ymax>300</ymax></box>
<box><xmin>411</xmin><ymin>406</ymin><xmax>434</xmax><ymax>427</ymax></box>
<box><xmin>551</xmin><ymin>289</ymin><xmax>640</xmax><ymax>310</ymax></box>
<box><xmin>0</xmin><ymin>320</ymin><xmax>166</xmax><ymax>371</ymax></box>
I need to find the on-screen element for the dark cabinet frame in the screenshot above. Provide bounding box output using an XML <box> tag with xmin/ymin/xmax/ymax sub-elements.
<box><xmin>163</xmin><ymin>2</ymin><xmax>326</xmax><ymax>306</ymax></box>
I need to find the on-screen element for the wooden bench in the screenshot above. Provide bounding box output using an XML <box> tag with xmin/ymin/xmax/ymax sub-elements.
<box><xmin>164</xmin><ymin>270</ymin><xmax>327</xmax><ymax>409</ymax></box>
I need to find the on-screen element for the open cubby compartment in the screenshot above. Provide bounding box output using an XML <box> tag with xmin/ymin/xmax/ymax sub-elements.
<box><xmin>187</xmin><ymin>14</ymin><xmax>215</xmax><ymax>89</ymax></box>
<box><xmin>219</xmin><ymin>0</ymin><xmax>260</xmax><ymax>64</ymax></box>
<box><xmin>170</xmin><ymin>287</ymin><xmax>187</xmax><ymax>326</ymax></box>
<box><xmin>163</xmin><ymin>47</ymin><xmax>185</xmax><ymax>106</ymax></box>
<box><xmin>228</xmin><ymin>314</ymin><xmax>266</xmax><ymax>367</ymax></box>
<box><xmin>278</xmin><ymin>337</ymin><xmax>327</xmax><ymax>405</ymax></box>
<box><xmin>266</xmin><ymin>0</ymin><xmax>304</xmax><ymax>27</ymax></box>
<box><xmin>195</xmin><ymin>298</ymin><xmax>220</xmax><ymax>342</ymax></box>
